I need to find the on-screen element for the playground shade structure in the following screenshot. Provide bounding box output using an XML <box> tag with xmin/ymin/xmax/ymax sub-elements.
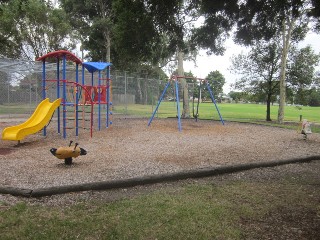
<box><xmin>2</xmin><ymin>98</ymin><xmax>61</xmax><ymax>141</ymax></box>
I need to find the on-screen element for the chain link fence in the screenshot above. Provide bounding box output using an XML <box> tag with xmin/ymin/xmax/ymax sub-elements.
<box><xmin>0</xmin><ymin>58</ymin><xmax>196</xmax><ymax>122</ymax></box>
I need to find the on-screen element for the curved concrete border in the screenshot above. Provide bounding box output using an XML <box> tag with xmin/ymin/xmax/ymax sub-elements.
<box><xmin>0</xmin><ymin>155</ymin><xmax>319</xmax><ymax>198</ymax></box>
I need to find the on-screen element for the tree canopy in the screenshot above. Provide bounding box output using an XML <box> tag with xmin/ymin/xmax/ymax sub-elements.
<box><xmin>231</xmin><ymin>39</ymin><xmax>282</xmax><ymax>121</ymax></box>
<box><xmin>231</xmin><ymin>42</ymin><xmax>320</xmax><ymax>119</ymax></box>
<box><xmin>231</xmin><ymin>0</ymin><xmax>319</xmax><ymax>123</ymax></box>
<box><xmin>205</xmin><ymin>71</ymin><xmax>225</xmax><ymax>98</ymax></box>
<box><xmin>1</xmin><ymin>0</ymin><xmax>320</xmax><ymax>114</ymax></box>
<box><xmin>287</xmin><ymin>46</ymin><xmax>320</xmax><ymax>105</ymax></box>
<box><xmin>0</xmin><ymin>0</ymin><xmax>74</xmax><ymax>60</ymax></box>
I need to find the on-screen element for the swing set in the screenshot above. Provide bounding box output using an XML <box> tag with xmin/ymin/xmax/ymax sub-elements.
<box><xmin>148</xmin><ymin>75</ymin><xmax>224</xmax><ymax>131</ymax></box>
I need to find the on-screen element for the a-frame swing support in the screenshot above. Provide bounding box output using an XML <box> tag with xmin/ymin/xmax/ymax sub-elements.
<box><xmin>148</xmin><ymin>76</ymin><xmax>182</xmax><ymax>131</ymax></box>
<box><xmin>203</xmin><ymin>79</ymin><xmax>225</xmax><ymax>125</ymax></box>
<box><xmin>148</xmin><ymin>76</ymin><xmax>224</xmax><ymax>131</ymax></box>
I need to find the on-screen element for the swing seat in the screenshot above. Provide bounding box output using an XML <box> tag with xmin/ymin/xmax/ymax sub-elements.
<box><xmin>301</xmin><ymin>128</ymin><xmax>312</xmax><ymax>134</ymax></box>
<box><xmin>300</xmin><ymin>119</ymin><xmax>312</xmax><ymax>140</ymax></box>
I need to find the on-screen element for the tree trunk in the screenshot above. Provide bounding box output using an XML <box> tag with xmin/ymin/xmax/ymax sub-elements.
<box><xmin>106</xmin><ymin>35</ymin><xmax>111</xmax><ymax>62</ymax></box>
<box><xmin>266</xmin><ymin>77</ymin><xmax>273</xmax><ymax>121</ymax></box>
<box><xmin>144</xmin><ymin>76</ymin><xmax>148</xmax><ymax>105</ymax></box>
<box><xmin>104</xmin><ymin>31</ymin><xmax>111</xmax><ymax>62</ymax></box>
<box><xmin>177</xmin><ymin>50</ymin><xmax>190</xmax><ymax>118</ymax></box>
<box><xmin>98</xmin><ymin>0</ymin><xmax>111</xmax><ymax>63</ymax></box>
<box><xmin>277</xmin><ymin>18</ymin><xmax>294</xmax><ymax>124</ymax></box>
<box><xmin>136</xmin><ymin>78</ymin><xmax>143</xmax><ymax>104</ymax></box>
<box><xmin>266</xmin><ymin>93</ymin><xmax>272</xmax><ymax>121</ymax></box>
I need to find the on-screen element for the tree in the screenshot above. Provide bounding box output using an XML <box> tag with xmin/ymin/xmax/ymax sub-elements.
<box><xmin>308</xmin><ymin>88</ymin><xmax>320</xmax><ymax>106</ymax></box>
<box><xmin>113</xmin><ymin>1</ymin><xmax>193</xmax><ymax>118</ymax></box>
<box><xmin>204</xmin><ymin>70</ymin><xmax>226</xmax><ymax>98</ymax></box>
<box><xmin>141</xmin><ymin>0</ymin><xmax>186</xmax><ymax>67</ymax></box>
<box><xmin>231</xmin><ymin>40</ymin><xmax>282</xmax><ymax>121</ymax></box>
<box><xmin>60</xmin><ymin>0</ymin><xmax>240</xmax><ymax>118</ymax></box>
<box><xmin>0</xmin><ymin>0</ymin><xmax>74</xmax><ymax>60</ymax></box>
<box><xmin>61</xmin><ymin>0</ymin><xmax>193</xmax><ymax>117</ymax></box>
<box><xmin>60</xmin><ymin>0</ymin><xmax>113</xmax><ymax>62</ymax></box>
<box><xmin>123</xmin><ymin>1</ymin><xmax>238</xmax><ymax>118</ymax></box>
<box><xmin>234</xmin><ymin>0</ymin><xmax>318</xmax><ymax>123</ymax></box>
<box><xmin>287</xmin><ymin>46</ymin><xmax>320</xmax><ymax>105</ymax></box>
<box><xmin>229</xmin><ymin>91</ymin><xmax>245</xmax><ymax>103</ymax></box>
<box><xmin>194</xmin><ymin>0</ymin><xmax>238</xmax><ymax>55</ymax></box>
<box><xmin>310</xmin><ymin>0</ymin><xmax>320</xmax><ymax>31</ymax></box>
<box><xmin>111</xmin><ymin>0</ymin><xmax>166</xmax><ymax>67</ymax></box>
<box><xmin>169</xmin><ymin>0</ymin><xmax>238</xmax><ymax>117</ymax></box>
<box><xmin>60</xmin><ymin>0</ymin><xmax>182</xmax><ymax>67</ymax></box>
<box><xmin>0</xmin><ymin>70</ymin><xmax>9</xmax><ymax>104</ymax></box>
<box><xmin>156</xmin><ymin>0</ymin><xmax>198</xmax><ymax>118</ymax></box>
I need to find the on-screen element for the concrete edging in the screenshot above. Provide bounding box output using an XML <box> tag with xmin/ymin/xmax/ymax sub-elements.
<box><xmin>0</xmin><ymin>155</ymin><xmax>319</xmax><ymax>198</ymax></box>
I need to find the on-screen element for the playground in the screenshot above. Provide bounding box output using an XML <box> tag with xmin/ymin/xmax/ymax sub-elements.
<box><xmin>1</xmin><ymin>116</ymin><xmax>320</xmax><ymax>191</ymax></box>
<box><xmin>0</xmin><ymin>50</ymin><xmax>319</xmax><ymax>196</ymax></box>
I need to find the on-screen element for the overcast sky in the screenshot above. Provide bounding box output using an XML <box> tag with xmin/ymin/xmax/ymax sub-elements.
<box><xmin>183</xmin><ymin>32</ymin><xmax>320</xmax><ymax>94</ymax></box>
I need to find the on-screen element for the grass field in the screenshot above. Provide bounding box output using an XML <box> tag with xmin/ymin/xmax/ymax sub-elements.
<box><xmin>1</xmin><ymin>102</ymin><xmax>319</xmax><ymax>134</ymax></box>
<box><xmin>1</xmin><ymin>166</ymin><xmax>319</xmax><ymax>239</ymax></box>
<box><xmin>0</xmin><ymin>104</ymin><xmax>36</xmax><ymax>115</ymax></box>
<box><xmin>114</xmin><ymin>102</ymin><xmax>320</xmax><ymax>123</ymax></box>
<box><xmin>113</xmin><ymin>102</ymin><xmax>319</xmax><ymax>134</ymax></box>
<box><xmin>1</xmin><ymin>102</ymin><xmax>318</xmax><ymax>123</ymax></box>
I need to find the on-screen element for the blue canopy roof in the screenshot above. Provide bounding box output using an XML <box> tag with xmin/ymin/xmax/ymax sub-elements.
<box><xmin>83</xmin><ymin>62</ymin><xmax>112</xmax><ymax>73</ymax></box>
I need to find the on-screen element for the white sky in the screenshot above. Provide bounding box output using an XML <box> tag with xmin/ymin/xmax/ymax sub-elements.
<box><xmin>183</xmin><ymin>32</ymin><xmax>320</xmax><ymax>94</ymax></box>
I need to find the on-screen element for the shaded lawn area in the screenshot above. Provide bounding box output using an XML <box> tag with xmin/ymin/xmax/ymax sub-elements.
<box><xmin>1</xmin><ymin>161</ymin><xmax>319</xmax><ymax>240</ymax></box>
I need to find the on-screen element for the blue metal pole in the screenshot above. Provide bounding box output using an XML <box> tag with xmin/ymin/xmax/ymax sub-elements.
<box><xmin>57</xmin><ymin>59</ymin><xmax>60</xmax><ymax>134</ymax></box>
<box><xmin>91</xmin><ymin>72</ymin><xmax>94</xmax><ymax>130</ymax></box>
<box><xmin>106</xmin><ymin>66</ymin><xmax>110</xmax><ymax>128</ymax></box>
<box><xmin>98</xmin><ymin>70</ymin><xmax>101</xmax><ymax>131</ymax></box>
<box><xmin>76</xmin><ymin>63</ymin><xmax>79</xmax><ymax>136</ymax></box>
<box><xmin>42</xmin><ymin>60</ymin><xmax>46</xmax><ymax>136</ymax></box>
<box><xmin>175</xmin><ymin>79</ymin><xmax>182</xmax><ymax>131</ymax></box>
<box><xmin>148</xmin><ymin>80</ymin><xmax>171</xmax><ymax>126</ymax></box>
<box><xmin>81</xmin><ymin>64</ymin><xmax>85</xmax><ymax>131</ymax></box>
<box><xmin>91</xmin><ymin>72</ymin><xmax>94</xmax><ymax>86</ymax></box>
<box><xmin>42</xmin><ymin>61</ymin><xmax>46</xmax><ymax>100</ymax></box>
<box><xmin>205</xmin><ymin>80</ymin><xmax>225</xmax><ymax>125</ymax></box>
<box><xmin>63</xmin><ymin>55</ymin><xmax>67</xmax><ymax>138</ymax></box>
<box><xmin>82</xmin><ymin>64</ymin><xmax>85</xmax><ymax>85</ymax></box>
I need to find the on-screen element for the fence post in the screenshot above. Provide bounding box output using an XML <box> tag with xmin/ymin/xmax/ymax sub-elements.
<box><xmin>29</xmin><ymin>75</ymin><xmax>32</xmax><ymax>115</ymax></box>
<box><xmin>7</xmin><ymin>82</ymin><xmax>9</xmax><ymax>104</ymax></box>
<box><xmin>124</xmin><ymin>71</ymin><xmax>127</xmax><ymax>116</ymax></box>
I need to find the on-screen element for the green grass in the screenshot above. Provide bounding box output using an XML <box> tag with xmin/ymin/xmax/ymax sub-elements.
<box><xmin>2</xmin><ymin>102</ymin><xmax>318</xmax><ymax>123</ymax></box>
<box><xmin>219</xmin><ymin>103</ymin><xmax>318</xmax><ymax>122</ymax></box>
<box><xmin>1</xmin><ymin>174</ymin><xmax>318</xmax><ymax>239</ymax></box>
<box><xmin>114</xmin><ymin>102</ymin><xmax>320</xmax><ymax>132</ymax></box>
<box><xmin>114</xmin><ymin>102</ymin><xmax>320</xmax><ymax>123</ymax></box>
<box><xmin>1</xmin><ymin>102</ymin><xmax>319</xmax><ymax>133</ymax></box>
<box><xmin>0</xmin><ymin>104</ymin><xmax>38</xmax><ymax>115</ymax></box>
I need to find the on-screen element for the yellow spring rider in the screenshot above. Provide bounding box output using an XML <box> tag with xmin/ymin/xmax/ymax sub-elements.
<box><xmin>50</xmin><ymin>140</ymin><xmax>87</xmax><ymax>165</ymax></box>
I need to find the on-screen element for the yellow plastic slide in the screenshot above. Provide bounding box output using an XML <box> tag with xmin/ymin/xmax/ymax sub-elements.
<box><xmin>2</xmin><ymin>98</ymin><xmax>61</xmax><ymax>141</ymax></box>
